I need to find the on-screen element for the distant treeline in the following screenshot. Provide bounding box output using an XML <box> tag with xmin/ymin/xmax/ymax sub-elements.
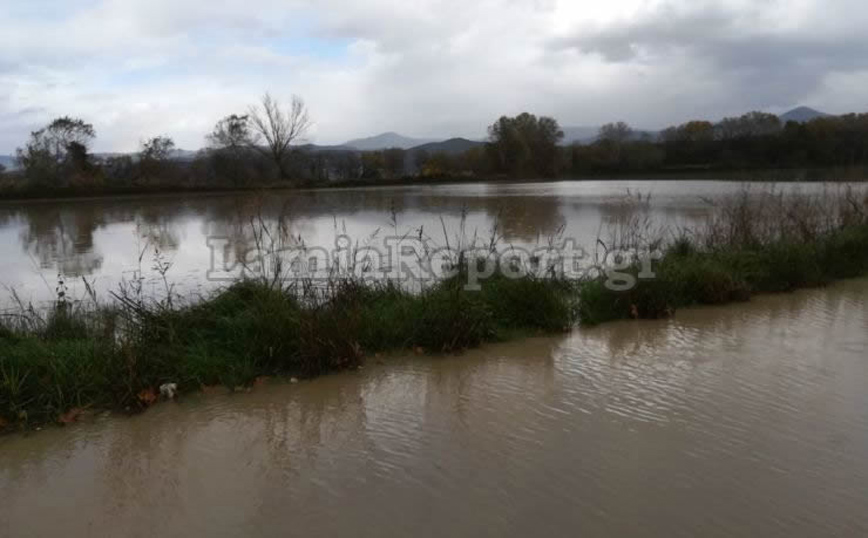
<box><xmin>2</xmin><ymin>94</ymin><xmax>868</xmax><ymax>197</ymax></box>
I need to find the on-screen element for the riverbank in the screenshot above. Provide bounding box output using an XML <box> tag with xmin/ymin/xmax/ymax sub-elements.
<box><xmin>1</xmin><ymin>188</ymin><xmax>867</xmax><ymax>432</ymax></box>
<box><xmin>0</xmin><ymin>272</ymin><xmax>581</xmax><ymax>430</ymax></box>
<box><xmin>1</xmin><ymin>165</ymin><xmax>865</xmax><ymax>203</ymax></box>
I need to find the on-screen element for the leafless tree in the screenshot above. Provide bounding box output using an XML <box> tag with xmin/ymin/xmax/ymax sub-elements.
<box><xmin>247</xmin><ymin>93</ymin><xmax>312</xmax><ymax>179</ymax></box>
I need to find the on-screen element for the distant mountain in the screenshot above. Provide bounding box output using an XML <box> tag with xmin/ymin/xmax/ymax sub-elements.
<box><xmin>561</xmin><ymin>126</ymin><xmax>601</xmax><ymax>144</ymax></box>
<box><xmin>561</xmin><ymin>126</ymin><xmax>659</xmax><ymax>145</ymax></box>
<box><xmin>343</xmin><ymin>132</ymin><xmax>438</xmax><ymax>151</ymax></box>
<box><xmin>0</xmin><ymin>154</ymin><xmax>15</xmax><ymax>170</ymax></box>
<box><xmin>88</xmin><ymin>149</ymin><xmax>200</xmax><ymax>163</ymax></box>
<box><xmin>297</xmin><ymin>143</ymin><xmax>357</xmax><ymax>153</ymax></box>
<box><xmin>170</xmin><ymin>149</ymin><xmax>199</xmax><ymax>161</ymax></box>
<box><xmin>780</xmin><ymin>106</ymin><xmax>830</xmax><ymax>123</ymax></box>
<box><xmin>397</xmin><ymin>138</ymin><xmax>484</xmax><ymax>174</ymax></box>
<box><xmin>408</xmin><ymin>137</ymin><xmax>484</xmax><ymax>155</ymax></box>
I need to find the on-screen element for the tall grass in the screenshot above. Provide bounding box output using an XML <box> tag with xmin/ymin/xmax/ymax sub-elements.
<box><xmin>0</xmin><ymin>258</ymin><xmax>580</xmax><ymax>429</ymax></box>
<box><xmin>577</xmin><ymin>185</ymin><xmax>868</xmax><ymax>324</ymax></box>
<box><xmin>2</xmin><ymin>186</ymin><xmax>868</xmax><ymax>430</ymax></box>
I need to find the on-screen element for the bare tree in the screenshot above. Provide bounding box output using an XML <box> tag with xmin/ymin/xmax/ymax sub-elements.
<box><xmin>247</xmin><ymin>93</ymin><xmax>311</xmax><ymax>179</ymax></box>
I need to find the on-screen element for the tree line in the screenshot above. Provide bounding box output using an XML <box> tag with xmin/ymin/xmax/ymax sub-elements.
<box><xmin>3</xmin><ymin>95</ymin><xmax>868</xmax><ymax>195</ymax></box>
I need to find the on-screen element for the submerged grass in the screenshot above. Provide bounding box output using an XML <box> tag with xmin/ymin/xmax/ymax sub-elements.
<box><xmin>2</xmin><ymin>185</ymin><xmax>868</xmax><ymax>431</ymax></box>
<box><xmin>0</xmin><ymin>267</ymin><xmax>580</xmax><ymax>429</ymax></box>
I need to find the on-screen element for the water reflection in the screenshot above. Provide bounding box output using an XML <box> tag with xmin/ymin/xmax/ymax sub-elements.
<box><xmin>18</xmin><ymin>204</ymin><xmax>106</xmax><ymax>277</ymax></box>
<box><xmin>1</xmin><ymin>279</ymin><xmax>867</xmax><ymax>537</ymax></box>
<box><xmin>0</xmin><ymin>181</ymin><xmax>863</xmax><ymax>306</ymax></box>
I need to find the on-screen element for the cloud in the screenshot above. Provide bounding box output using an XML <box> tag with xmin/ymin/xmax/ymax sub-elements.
<box><xmin>552</xmin><ymin>0</ymin><xmax>868</xmax><ymax>111</ymax></box>
<box><xmin>1</xmin><ymin>0</ymin><xmax>867</xmax><ymax>153</ymax></box>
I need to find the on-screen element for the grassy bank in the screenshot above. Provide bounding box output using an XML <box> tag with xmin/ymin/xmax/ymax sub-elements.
<box><xmin>0</xmin><ymin>272</ymin><xmax>579</xmax><ymax>429</ymax></box>
<box><xmin>579</xmin><ymin>187</ymin><xmax>868</xmax><ymax>323</ymax></box>
<box><xmin>2</xmin><ymin>187</ymin><xmax>867</xmax><ymax>432</ymax></box>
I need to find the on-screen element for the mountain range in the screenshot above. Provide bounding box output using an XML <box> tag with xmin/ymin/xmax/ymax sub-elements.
<box><xmin>0</xmin><ymin>107</ymin><xmax>838</xmax><ymax>168</ymax></box>
<box><xmin>327</xmin><ymin>106</ymin><xmax>832</xmax><ymax>151</ymax></box>
<box><xmin>342</xmin><ymin>132</ymin><xmax>438</xmax><ymax>151</ymax></box>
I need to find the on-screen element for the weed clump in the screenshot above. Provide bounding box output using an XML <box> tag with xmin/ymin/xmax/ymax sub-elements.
<box><xmin>577</xmin><ymin>187</ymin><xmax>868</xmax><ymax>325</ymax></box>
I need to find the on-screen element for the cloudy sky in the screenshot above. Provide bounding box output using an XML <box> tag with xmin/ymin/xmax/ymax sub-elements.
<box><xmin>1</xmin><ymin>0</ymin><xmax>867</xmax><ymax>153</ymax></box>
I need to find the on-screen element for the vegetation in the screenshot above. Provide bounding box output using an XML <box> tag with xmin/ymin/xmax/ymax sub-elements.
<box><xmin>1</xmin><ymin>187</ymin><xmax>867</xmax><ymax>432</ymax></box>
<box><xmin>247</xmin><ymin>93</ymin><xmax>312</xmax><ymax>180</ymax></box>
<box><xmin>578</xmin><ymin>187</ymin><xmax>868</xmax><ymax>324</ymax></box>
<box><xmin>4</xmin><ymin>103</ymin><xmax>868</xmax><ymax>199</ymax></box>
<box><xmin>0</xmin><ymin>267</ymin><xmax>579</xmax><ymax>430</ymax></box>
<box><xmin>486</xmin><ymin>112</ymin><xmax>564</xmax><ymax>177</ymax></box>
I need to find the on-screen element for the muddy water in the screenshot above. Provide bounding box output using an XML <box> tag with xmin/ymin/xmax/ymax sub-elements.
<box><xmin>2</xmin><ymin>278</ymin><xmax>867</xmax><ymax>537</ymax></box>
<box><xmin>1</xmin><ymin>180</ymin><xmax>863</xmax><ymax>308</ymax></box>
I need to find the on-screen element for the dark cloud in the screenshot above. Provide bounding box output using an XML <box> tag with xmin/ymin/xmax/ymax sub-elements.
<box><xmin>552</xmin><ymin>1</ymin><xmax>868</xmax><ymax>108</ymax></box>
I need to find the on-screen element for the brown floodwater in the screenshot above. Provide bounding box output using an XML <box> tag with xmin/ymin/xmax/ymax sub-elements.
<box><xmin>2</xmin><ymin>278</ymin><xmax>867</xmax><ymax>537</ymax></box>
<box><xmin>2</xmin><ymin>180</ymin><xmax>864</xmax><ymax>309</ymax></box>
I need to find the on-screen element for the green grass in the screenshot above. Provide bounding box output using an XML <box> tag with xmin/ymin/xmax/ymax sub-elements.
<box><xmin>0</xmin><ymin>271</ymin><xmax>581</xmax><ymax>430</ymax></box>
<box><xmin>2</xmin><ymin>188</ymin><xmax>868</xmax><ymax>432</ymax></box>
<box><xmin>576</xmin><ymin>223</ymin><xmax>868</xmax><ymax>325</ymax></box>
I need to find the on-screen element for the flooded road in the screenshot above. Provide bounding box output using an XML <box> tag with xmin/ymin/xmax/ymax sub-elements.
<box><xmin>2</xmin><ymin>278</ymin><xmax>867</xmax><ymax>537</ymax></box>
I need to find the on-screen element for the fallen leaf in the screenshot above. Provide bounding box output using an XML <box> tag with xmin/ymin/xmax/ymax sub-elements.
<box><xmin>137</xmin><ymin>388</ymin><xmax>158</xmax><ymax>407</ymax></box>
<box><xmin>253</xmin><ymin>376</ymin><xmax>269</xmax><ymax>388</ymax></box>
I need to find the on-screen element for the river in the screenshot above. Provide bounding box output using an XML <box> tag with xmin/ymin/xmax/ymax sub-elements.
<box><xmin>1</xmin><ymin>277</ymin><xmax>867</xmax><ymax>536</ymax></box>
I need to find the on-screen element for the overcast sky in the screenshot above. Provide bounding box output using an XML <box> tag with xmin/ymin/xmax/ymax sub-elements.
<box><xmin>2</xmin><ymin>0</ymin><xmax>867</xmax><ymax>153</ymax></box>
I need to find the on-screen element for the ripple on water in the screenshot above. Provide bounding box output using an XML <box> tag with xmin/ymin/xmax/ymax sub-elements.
<box><xmin>2</xmin><ymin>279</ymin><xmax>868</xmax><ymax>537</ymax></box>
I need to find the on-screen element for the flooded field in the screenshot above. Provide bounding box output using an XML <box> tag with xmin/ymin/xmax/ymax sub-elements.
<box><xmin>2</xmin><ymin>278</ymin><xmax>866</xmax><ymax>537</ymax></box>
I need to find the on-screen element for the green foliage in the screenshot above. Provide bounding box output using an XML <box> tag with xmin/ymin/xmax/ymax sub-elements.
<box><xmin>0</xmin><ymin>337</ymin><xmax>122</xmax><ymax>426</ymax></box>
<box><xmin>15</xmin><ymin>117</ymin><xmax>96</xmax><ymax>187</ymax></box>
<box><xmin>0</xmin><ymin>322</ymin><xmax>14</xmax><ymax>340</ymax></box>
<box><xmin>487</xmin><ymin>112</ymin><xmax>564</xmax><ymax>177</ymax></box>
<box><xmin>577</xmin><ymin>223</ymin><xmax>868</xmax><ymax>325</ymax></box>
<box><xmin>0</xmin><ymin>271</ymin><xmax>582</xmax><ymax>429</ymax></box>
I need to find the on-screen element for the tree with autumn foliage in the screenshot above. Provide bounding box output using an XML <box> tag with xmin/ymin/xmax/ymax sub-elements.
<box><xmin>487</xmin><ymin>112</ymin><xmax>564</xmax><ymax>177</ymax></box>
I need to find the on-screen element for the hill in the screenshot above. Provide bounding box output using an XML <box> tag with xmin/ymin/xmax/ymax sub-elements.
<box><xmin>780</xmin><ymin>106</ymin><xmax>830</xmax><ymax>123</ymax></box>
<box><xmin>408</xmin><ymin>137</ymin><xmax>484</xmax><ymax>155</ymax></box>
<box><xmin>297</xmin><ymin>143</ymin><xmax>357</xmax><ymax>153</ymax></box>
<box><xmin>343</xmin><ymin>132</ymin><xmax>438</xmax><ymax>151</ymax></box>
<box><xmin>561</xmin><ymin>126</ymin><xmax>600</xmax><ymax>144</ymax></box>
